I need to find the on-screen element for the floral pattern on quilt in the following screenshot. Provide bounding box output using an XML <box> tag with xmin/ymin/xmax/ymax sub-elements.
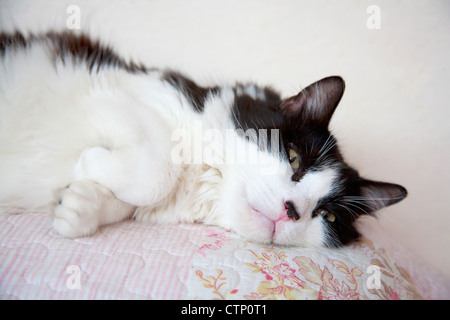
<box><xmin>191</xmin><ymin>235</ymin><xmax>425</xmax><ymax>300</ymax></box>
<box><xmin>196</xmin><ymin>229</ymin><xmax>230</xmax><ymax>257</ymax></box>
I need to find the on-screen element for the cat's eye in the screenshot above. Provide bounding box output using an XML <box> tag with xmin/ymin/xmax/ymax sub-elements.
<box><xmin>316</xmin><ymin>209</ymin><xmax>335</xmax><ymax>223</ymax></box>
<box><xmin>288</xmin><ymin>148</ymin><xmax>300</xmax><ymax>171</ymax></box>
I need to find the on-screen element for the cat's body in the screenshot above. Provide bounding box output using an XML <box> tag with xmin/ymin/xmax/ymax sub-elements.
<box><xmin>0</xmin><ymin>32</ymin><xmax>407</xmax><ymax>247</ymax></box>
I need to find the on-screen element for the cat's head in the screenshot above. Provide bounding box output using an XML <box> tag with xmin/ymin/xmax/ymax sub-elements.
<box><xmin>218</xmin><ymin>76</ymin><xmax>407</xmax><ymax>247</ymax></box>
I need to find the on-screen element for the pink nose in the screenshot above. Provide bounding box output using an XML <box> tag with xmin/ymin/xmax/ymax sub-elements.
<box><xmin>274</xmin><ymin>203</ymin><xmax>291</xmax><ymax>223</ymax></box>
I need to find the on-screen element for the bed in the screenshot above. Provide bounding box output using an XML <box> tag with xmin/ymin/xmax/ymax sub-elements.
<box><xmin>1</xmin><ymin>209</ymin><xmax>448</xmax><ymax>300</ymax></box>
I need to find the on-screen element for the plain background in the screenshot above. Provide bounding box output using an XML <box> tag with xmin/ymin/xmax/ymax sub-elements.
<box><xmin>1</xmin><ymin>0</ymin><xmax>449</xmax><ymax>279</ymax></box>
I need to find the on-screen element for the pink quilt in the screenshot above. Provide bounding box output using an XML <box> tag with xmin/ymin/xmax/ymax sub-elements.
<box><xmin>1</xmin><ymin>209</ymin><xmax>449</xmax><ymax>299</ymax></box>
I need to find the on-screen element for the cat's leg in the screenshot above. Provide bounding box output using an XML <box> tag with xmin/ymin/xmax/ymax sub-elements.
<box><xmin>52</xmin><ymin>180</ymin><xmax>136</xmax><ymax>238</ymax></box>
<box><xmin>73</xmin><ymin>143</ymin><xmax>180</xmax><ymax>207</ymax></box>
<box><xmin>52</xmin><ymin>140</ymin><xmax>179</xmax><ymax>237</ymax></box>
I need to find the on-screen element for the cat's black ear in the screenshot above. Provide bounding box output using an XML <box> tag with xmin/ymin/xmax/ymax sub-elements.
<box><xmin>358</xmin><ymin>179</ymin><xmax>408</xmax><ymax>214</ymax></box>
<box><xmin>280</xmin><ymin>76</ymin><xmax>345</xmax><ymax>126</ymax></box>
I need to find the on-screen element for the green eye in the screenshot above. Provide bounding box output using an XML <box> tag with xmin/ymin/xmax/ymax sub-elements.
<box><xmin>288</xmin><ymin>148</ymin><xmax>300</xmax><ymax>170</ymax></box>
<box><xmin>317</xmin><ymin>209</ymin><xmax>335</xmax><ymax>223</ymax></box>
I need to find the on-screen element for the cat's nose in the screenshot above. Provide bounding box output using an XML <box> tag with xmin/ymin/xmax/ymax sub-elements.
<box><xmin>284</xmin><ymin>201</ymin><xmax>300</xmax><ymax>220</ymax></box>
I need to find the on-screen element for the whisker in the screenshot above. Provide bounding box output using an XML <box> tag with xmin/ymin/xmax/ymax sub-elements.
<box><xmin>316</xmin><ymin>138</ymin><xmax>336</xmax><ymax>163</ymax></box>
<box><xmin>347</xmin><ymin>202</ymin><xmax>372</xmax><ymax>214</ymax></box>
<box><xmin>324</xmin><ymin>226</ymin><xmax>342</xmax><ymax>248</ymax></box>
<box><xmin>318</xmin><ymin>135</ymin><xmax>332</xmax><ymax>154</ymax></box>
<box><xmin>343</xmin><ymin>195</ymin><xmax>404</xmax><ymax>201</ymax></box>
<box><xmin>309</xmin><ymin>139</ymin><xmax>316</xmax><ymax>155</ymax></box>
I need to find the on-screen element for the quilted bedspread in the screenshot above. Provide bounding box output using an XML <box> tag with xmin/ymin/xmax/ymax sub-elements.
<box><xmin>1</xmin><ymin>209</ymin><xmax>449</xmax><ymax>300</ymax></box>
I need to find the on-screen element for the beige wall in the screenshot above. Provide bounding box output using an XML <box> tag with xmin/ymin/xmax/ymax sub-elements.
<box><xmin>2</xmin><ymin>0</ymin><xmax>449</xmax><ymax>278</ymax></box>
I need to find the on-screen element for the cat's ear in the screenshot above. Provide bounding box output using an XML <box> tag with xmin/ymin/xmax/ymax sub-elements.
<box><xmin>280</xmin><ymin>76</ymin><xmax>345</xmax><ymax>126</ymax></box>
<box><xmin>358</xmin><ymin>179</ymin><xmax>408</xmax><ymax>214</ymax></box>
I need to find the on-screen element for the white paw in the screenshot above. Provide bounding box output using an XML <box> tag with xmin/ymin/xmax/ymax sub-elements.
<box><xmin>52</xmin><ymin>181</ymin><xmax>102</xmax><ymax>238</ymax></box>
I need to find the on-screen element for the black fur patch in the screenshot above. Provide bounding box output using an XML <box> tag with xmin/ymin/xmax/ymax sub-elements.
<box><xmin>0</xmin><ymin>31</ymin><xmax>147</xmax><ymax>73</ymax></box>
<box><xmin>47</xmin><ymin>31</ymin><xmax>147</xmax><ymax>73</ymax></box>
<box><xmin>0</xmin><ymin>32</ymin><xmax>28</xmax><ymax>55</ymax></box>
<box><xmin>231</xmin><ymin>84</ymin><xmax>283</xmax><ymax>132</ymax></box>
<box><xmin>231</xmin><ymin>84</ymin><xmax>284</xmax><ymax>154</ymax></box>
<box><xmin>161</xmin><ymin>70</ymin><xmax>219</xmax><ymax>112</ymax></box>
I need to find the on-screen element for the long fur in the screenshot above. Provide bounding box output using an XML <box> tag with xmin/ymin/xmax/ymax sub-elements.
<box><xmin>0</xmin><ymin>32</ymin><xmax>407</xmax><ymax>247</ymax></box>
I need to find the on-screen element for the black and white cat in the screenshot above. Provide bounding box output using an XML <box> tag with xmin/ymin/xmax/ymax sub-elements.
<box><xmin>0</xmin><ymin>32</ymin><xmax>407</xmax><ymax>247</ymax></box>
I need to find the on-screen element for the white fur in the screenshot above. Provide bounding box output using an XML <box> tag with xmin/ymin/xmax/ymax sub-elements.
<box><xmin>0</xmin><ymin>38</ymin><xmax>337</xmax><ymax>246</ymax></box>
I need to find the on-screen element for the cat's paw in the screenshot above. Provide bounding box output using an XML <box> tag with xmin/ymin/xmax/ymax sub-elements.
<box><xmin>52</xmin><ymin>180</ymin><xmax>102</xmax><ymax>238</ymax></box>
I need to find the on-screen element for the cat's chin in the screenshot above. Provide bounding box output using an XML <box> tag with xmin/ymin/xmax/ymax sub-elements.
<box><xmin>230</xmin><ymin>207</ymin><xmax>328</xmax><ymax>248</ymax></box>
<box><xmin>227</xmin><ymin>207</ymin><xmax>291</xmax><ymax>246</ymax></box>
<box><xmin>246</xmin><ymin>207</ymin><xmax>300</xmax><ymax>245</ymax></box>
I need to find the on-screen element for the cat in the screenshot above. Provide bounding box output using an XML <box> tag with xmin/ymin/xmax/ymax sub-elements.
<box><xmin>0</xmin><ymin>31</ymin><xmax>407</xmax><ymax>248</ymax></box>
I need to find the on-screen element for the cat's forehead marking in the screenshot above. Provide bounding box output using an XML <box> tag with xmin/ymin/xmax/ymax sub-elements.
<box><xmin>295</xmin><ymin>168</ymin><xmax>338</xmax><ymax>202</ymax></box>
